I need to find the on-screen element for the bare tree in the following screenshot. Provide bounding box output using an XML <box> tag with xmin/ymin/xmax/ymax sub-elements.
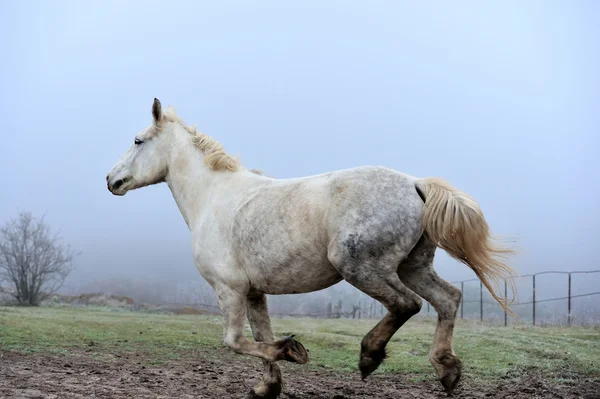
<box><xmin>0</xmin><ymin>212</ymin><xmax>77</xmax><ymax>305</ymax></box>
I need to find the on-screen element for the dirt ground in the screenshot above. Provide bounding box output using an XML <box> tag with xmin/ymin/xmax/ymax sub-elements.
<box><xmin>1</xmin><ymin>349</ymin><xmax>598</xmax><ymax>399</ymax></box>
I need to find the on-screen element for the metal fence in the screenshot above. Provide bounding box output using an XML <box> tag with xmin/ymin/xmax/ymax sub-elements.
<box><xmin>272</xmin><ymin>269</ymin><xmax>600</xmax><ymax>326</ymax></box>
<box><xmin>44</xmin><ymin>269</ymin><xmax>600</xmax><ymax>326</ymax></box>
<box><xmin>444</xmin><ymin>269</ymin><xmax>600</xmax><ymax>326</ymax></box>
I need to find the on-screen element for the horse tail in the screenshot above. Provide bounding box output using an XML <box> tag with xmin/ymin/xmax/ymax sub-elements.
<box><xmin>415</xmin><ymin>177</ymin><xmax>518</xmax><ymax>316</ymax></box>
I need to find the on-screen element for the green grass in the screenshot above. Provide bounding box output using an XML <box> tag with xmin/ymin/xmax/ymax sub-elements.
<box><xmin>1</xmin><ymin>306</ymin><xmax>598</xmax><ymax>384</ymax></box>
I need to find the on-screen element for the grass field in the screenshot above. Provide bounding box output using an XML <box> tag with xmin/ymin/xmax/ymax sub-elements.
<box><xmin>1</xmin><ymin>305</ymin><xmax>599</xmax><ymax>385</ymax></box>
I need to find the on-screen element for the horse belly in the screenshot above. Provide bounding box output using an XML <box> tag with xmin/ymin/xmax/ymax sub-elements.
<box><xmin>248</xmin><ymin>255</ymin><xmax>342</xmax><ymax>295</ymax></box>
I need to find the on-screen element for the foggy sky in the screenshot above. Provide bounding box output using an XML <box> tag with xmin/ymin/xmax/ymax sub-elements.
<box><xmin>1</xmin><ymin>1</ymin><xmax>599</xmax><ymax>295</ymax></box>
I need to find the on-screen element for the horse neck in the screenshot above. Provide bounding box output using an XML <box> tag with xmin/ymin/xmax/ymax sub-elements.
<box><xmin>163</xmin><ymin>134</ymin><xmax>260</xmax><ymax>230</ymax></box>
<box><xmin>164</xmin><ymin>139</ymin><xmax>221</xmax><ymax>229</ymax></box>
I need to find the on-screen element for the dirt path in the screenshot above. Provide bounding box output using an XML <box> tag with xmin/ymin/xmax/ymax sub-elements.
<box><xmin>0</xmin><ymin>350</ymin><xmax>597</xmax><ymax>399</ymax></box>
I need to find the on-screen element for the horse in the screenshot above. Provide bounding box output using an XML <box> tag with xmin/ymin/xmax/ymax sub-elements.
<box><xmin>106</xmin><ymin>98</ymin><xmax>517</xmax><ymax>398</ymax></box>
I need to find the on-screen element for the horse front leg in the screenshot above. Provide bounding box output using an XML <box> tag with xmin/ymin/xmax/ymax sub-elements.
<box><xmin>246</xmin><ymin>293</ymin><xmax>283</xmax><ymax>399</ymax></box>
<box><xmin>216</xmin><ymin>285</ymin><xmax>309</xmax><ymax>364</ymax></box>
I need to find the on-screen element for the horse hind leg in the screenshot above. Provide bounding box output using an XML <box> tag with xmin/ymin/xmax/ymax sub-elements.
<box><xmin>328</xmin><ymin>244</ymin><xmax>423</xmax><ymax>379</ymax></box>
<box><xmin>246</xmin><ymin>293</ymin><xmax>282</xmax><ymax>399</ymax></box>
<box><xmin>398</xmin><ymin>236</ymin><xmax>463</xmax><ymax>395</ymax></box>
<box><xmin>358</xmin><ymin>286</ymin><xmax>422</xmax><ymax>379</ymax></box>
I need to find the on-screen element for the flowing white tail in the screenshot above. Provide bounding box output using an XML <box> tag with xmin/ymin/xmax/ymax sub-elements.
<box><xmin>416</xmin><ymin>177</ymin><xmax>518</xmax><ymax>315</ymax></box>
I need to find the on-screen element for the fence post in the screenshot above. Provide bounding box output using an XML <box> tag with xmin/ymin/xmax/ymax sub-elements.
<box><xmin>460</xmin><ymin>281</ymin><xmax>464</xmax><ymax>320</ymax></box>
<box><xmin>567</xmin><ymin>272</ymin><xmax>572</xmax><ymax>326</ymax></box>
<box><xmin>504</xmin><ymin>279</ymin><xmax>508</xmax><ymax>327</ymax></box>
<box><xmin>480</xmin><ymin>281</ymin><xmax>483</xmax><ymax>322</ymax></box>
<box><xmin>427</xmin><ymin>301</ymin><xmax>430</xmax><ymax>315</ymax></box>
<box><xmin>532</xmin><ymin>274</ymin><xmax>536</xmax><ymax>326</ymax></box>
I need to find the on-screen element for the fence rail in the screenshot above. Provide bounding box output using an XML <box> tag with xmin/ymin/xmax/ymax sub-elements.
<box><xmin>266</xmin><ymin>269</ymin><xmax>600</xmax><ymax>326</ymax></box>
<box><xmin>43</xmin><ymin>269</ymin><xmax>600</xmax><ymax>326</ymax></box>
<box><xmin>178</xmin><ymin>269</ymin><xmax>600</xmax><ymax>325</ymax></box>
<box><xmin>448</xmin><ymin>269</ymin><xmax>600</xmax><ymax>326</ymax></box>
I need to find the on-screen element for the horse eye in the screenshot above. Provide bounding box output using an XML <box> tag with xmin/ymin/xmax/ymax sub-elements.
<box><xmin>134</xmin><ymin>138</ymin><xmax>143</xmax><ymax>145</ymax></box>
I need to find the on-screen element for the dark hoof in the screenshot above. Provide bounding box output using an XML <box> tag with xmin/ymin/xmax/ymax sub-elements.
<box><xmin>440</xmin><ymin>371</ymin><xmax>461</xmax><ymax>396</ymax></box>
<box><xmin>432</xmin><ymin>352</ymin><xmax>462</xmax><ymax>396</ymax></box>
<box><xmin>247</xmin><ymin>383</ymin><xmax>282</xmax><ymax>399</ymax></box>
<box><xmin>359</xmin><ymin>347</ymin><xmax>387</xmax><ymax>380</ymax></box>
<box><xmin>275</xmin><ymin>335</ymin><xmax>309</xmax><ymax>364</ymax></box>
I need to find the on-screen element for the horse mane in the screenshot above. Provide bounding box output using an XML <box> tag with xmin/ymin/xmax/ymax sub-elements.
<box><xmin>162</xmin><ymin>106</ymin><xmax>240</xmax><ymax>172</ymax></box>
<box><xmin>248</xmin><ymin>168</ymin><xmax>266</xmax><ymax>176</ymax></box>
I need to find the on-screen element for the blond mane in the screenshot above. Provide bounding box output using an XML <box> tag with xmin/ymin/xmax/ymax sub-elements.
<box><xmin>162</xmin><ymin>106</ymin><xmax>240</xmax><ymax>172</ymax></box>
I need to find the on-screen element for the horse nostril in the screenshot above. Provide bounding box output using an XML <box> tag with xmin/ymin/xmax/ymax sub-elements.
<box><xmin>112</xmin><ymin>179</ymin><xmax>124</xmax><ymax>190</ymax></box>
<box><xmin>106</xmin><ymin>175</ymin><xmax>110</xmax><ymax>182</ymax></box>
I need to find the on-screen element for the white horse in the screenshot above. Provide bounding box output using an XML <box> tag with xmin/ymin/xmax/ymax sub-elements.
<box><xmin>106</xmin><ymin>99</ymin><xmax>517</xmax><ymax>398</ymax></box>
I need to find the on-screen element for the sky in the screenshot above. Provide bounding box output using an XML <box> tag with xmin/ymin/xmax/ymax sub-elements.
<box><xmin>1</xmin><ymin>1</ymin><xmax>599</xmax><ymax>299</ymax></box>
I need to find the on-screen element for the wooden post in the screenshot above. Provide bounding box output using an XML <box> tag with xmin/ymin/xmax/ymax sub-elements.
<box><xmin>327</xmin><ymin>302</ymin><xmax>332</xmax><ymax>318</ymax></box>
<box><xmin>427</xmin><ymin>301</ymin><xmax>430</xmax><ymax>315</ymax></box>
<box><xmin>567</xmin><ymin>273</ymin><xmax>572</xmax><ymax>326</ymax></box>
<box><xmin>532</xmin><ymin>274</ymin><xmax>536</xmax><ymax>326</ymax></box>
<box><xmin>460</xmin><ymin>281</ymin><xmax>464</xmax><ymax>320</ymax></box>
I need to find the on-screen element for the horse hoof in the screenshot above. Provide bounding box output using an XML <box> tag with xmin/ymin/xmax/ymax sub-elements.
<box><xmin>359</xmin><ymin>347</ymin><xmax>387</xmax><ymax>380</ymax></box>
<box><xmin>247</xmin><ymin>385</ymin><xmax>282</xmax><ymax>399</ymax></box>
<box><xmin>440</xmin><ymin>371</ymin><xmax>461</xmax><ymax>396</ymax></box>
<box><xmin>247</xmin><ymin>367</ymin><xmax>282</xmax><ymax>399</ymax></box>
<box><xmin>437</xmin><ymin>358</ymin><xmax>462</xmax><ymax>396</ymax></box>
<box><xmin>276</xmin><ymin>336</ymin><xmax>309</xmax><ymax>364</ymax></box>
<box><xmin>431</xmin><ymin>351</ymin><xmax>462</xmax><ymax>396</ymax></box>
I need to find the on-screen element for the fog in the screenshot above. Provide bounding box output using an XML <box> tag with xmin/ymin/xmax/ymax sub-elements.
<box><xmin>1</xmin><ymin>1</ymin><xmax>599</xmax><ymax>318</ymax></box>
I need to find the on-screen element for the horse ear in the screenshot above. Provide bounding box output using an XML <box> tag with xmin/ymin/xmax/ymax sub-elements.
<box><xmin>152</xmin><ymin>98</ymin><xmax>162</xmax><ymax>125</ymax></box>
